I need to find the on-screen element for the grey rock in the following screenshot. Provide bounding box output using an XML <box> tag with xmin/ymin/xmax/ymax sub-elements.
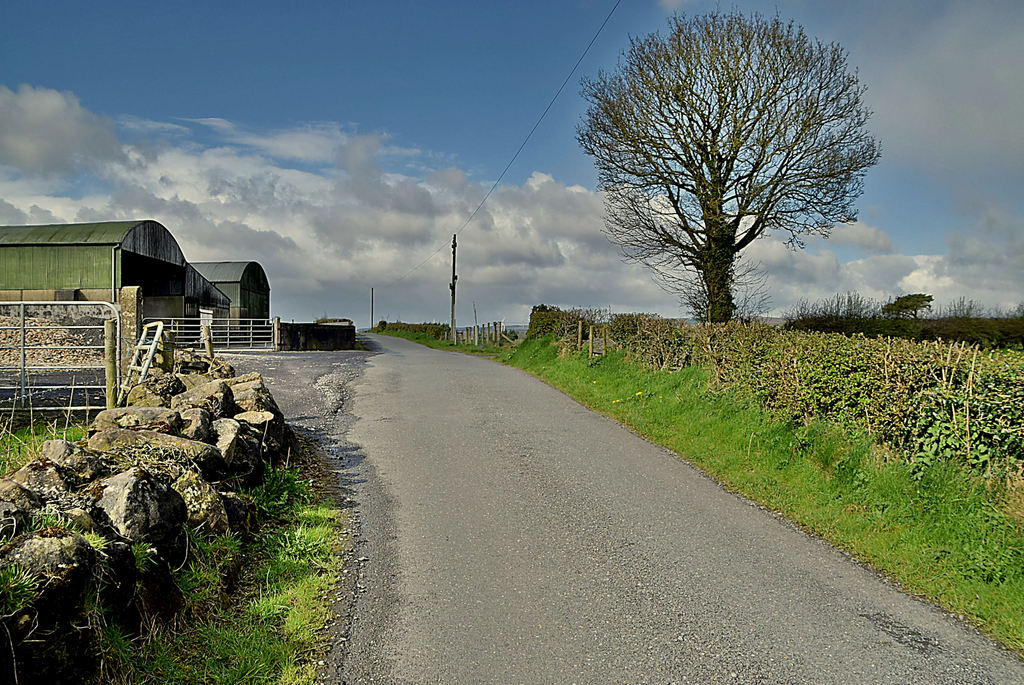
<box><xmin>10</xmin><ymin>458</ymin><xmax>71</xmax><ymax>500</ymax></box>
<box><xmin>0</xmin><ymin>530</ymin><xmax>97</xmax><ymax>613</ymax></box>
<box><xmin>235</xmin><ymin>409</ymin><xmax>286</xmax><ymax>462</ymax></box>
<box><xmin>212</xmin><ymin>418</ymin><xmax>241</xmax><ymax>467</ymax></box>
<box><xmin>88</xmin><ymin>428</ymin><xmax>224</xmax><ymax>477</ymax></box>
<box><xmin>172</xmin><ymin>470</ymin><xmax>229</xmax><ymax>534</ymax></box>
<box><xmin>0</xmin><ymin>501</ymin><xmax>26</xmax><ymax>540</ymax></box>
<box><xmin>125</xmin><ymin>384</ymin><xmax>169</xmax><ymax>408</ymax></box>
<box><xmin>175</xmin><ymin>372</ymin><xmax>211</xmax><ymax>392</ymax></box>
<box><xmin>224</xmin><ymin>371</ymin><xmax>262</xmax><ymax>387</ymax></box>
<box><xmin>179</xmin><ymin>407</ymin><xmax>214</xmax><ymax>443</ymax></box>
<box><xmin>228</xmin><ymin>377</ymin><xmax>281</xmax><ymax>416</ymax></box>
<box><xmin>0</xmin><ymin>477</ymin><xmax>44</xmax><ymax>512</ymax></box>
<box><xmin>170</xmin><ymin>379</ymin><xmax>236</xmax><ymax>418</ymax></box>
<box><xmin>93</xmin><ymin>407</ymin><xmax>183</xmax><ymax>434</ymax></box>
<box><xmin>40</xmin><ymin>440</ymin><xmax>111</xmax><ymax>485</ymax></box>
<box><xmin>140</xmin><ymin>367</ymin><xmax>186</xmax><ymax>399</ymax></box>
<box><xmin>95</xmin><ymin>467</ymin><xmax>186</xmax><ymax>557</ymax></box>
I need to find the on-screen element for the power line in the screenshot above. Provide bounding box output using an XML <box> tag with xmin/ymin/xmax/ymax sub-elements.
<box><xmin>379</xmin><ymin>0</ymin><xmax>623</xmax><ymax>290</ymax></box>
<box><xmin>456</xmin><ymin>0</ymin><xmax>623</xmax><ymax>234</ymax></box>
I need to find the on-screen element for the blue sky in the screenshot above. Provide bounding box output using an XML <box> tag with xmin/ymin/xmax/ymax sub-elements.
<box><xmin>1</xmin><ymin>0</ymin><xmax>1022</xmax><ymax>325</ymax></box>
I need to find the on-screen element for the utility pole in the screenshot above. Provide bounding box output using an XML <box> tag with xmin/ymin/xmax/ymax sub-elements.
<box><xmin>370</xmin><ymin>287</ymin><xmax>374</xmax><ymax>330</ymax></box>
<box><xmin>449</xmin><ymin>234</ymin><xmax>458</xmax><ymax>342</ymax></box>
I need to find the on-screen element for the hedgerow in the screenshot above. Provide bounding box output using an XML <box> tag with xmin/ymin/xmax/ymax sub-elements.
<box><xmin>531</xmin><ymin>307</ymin><xmax>1024</xmax><ymax>471</ymax></box>
<box><xmin>374</xmin><ymin>321</ymin><xmax>450</xmax><ymax>339</ymax></box>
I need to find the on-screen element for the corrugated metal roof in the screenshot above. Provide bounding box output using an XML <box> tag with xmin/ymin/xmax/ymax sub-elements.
<box><xmin>191</xmin><ymin>261</ymin><xmax>251</xmax><ymax>283</ymax></box>
<box><xmin>0</xmin><ymin>221</ymin><xmax>142</xmax><ymax>246</ymax></box>
<box><xmin>192</xmin><ymin>261</ymin><xmax>269</xmax><ymax>289</ymax></box>
<box><xmin>0</xmin><ymin>220</ymin><xmax>186</xmax><ymax>266</ymax></box>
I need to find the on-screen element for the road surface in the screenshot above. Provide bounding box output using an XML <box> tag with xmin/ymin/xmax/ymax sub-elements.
<box><xmin>235</xmin><ymin>334</ymin><xmax>1024</xmax><ymax>684</ymax></box>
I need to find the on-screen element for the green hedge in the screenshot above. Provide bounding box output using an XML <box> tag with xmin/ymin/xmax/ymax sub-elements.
<box><xmin>552</xmin><ymin>311</ymin><xmax>1024</xmax><ymax>470</ymax></box>
<box><xmin>375</xmin><ymin>321</ymin><xmax>450</xmax><ymax>339</ymax></box>
<box><xmin>526</xmin><ymin>305</ymin><xmax>607</xmax><ymax>340</ymax></box>
<box><xmin>786</xmin><ymin>314</ymin><xmax>1024</xmax><ymax>349</ymax></box>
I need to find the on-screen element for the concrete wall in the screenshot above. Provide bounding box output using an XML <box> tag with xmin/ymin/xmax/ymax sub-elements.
<box><xmin>275</xmin><ymin>322</ymin><xmax>355</xmax><ymax>351</ymax></box>
<box><xmin>0</xmin><ymin>288</ymin><xmax>115</xmax><ymax>302</ymax></box>
<box><xmin>142</xmin><ymin>295</ymin><xmax>184</xmax><ymax>320</ymax></box>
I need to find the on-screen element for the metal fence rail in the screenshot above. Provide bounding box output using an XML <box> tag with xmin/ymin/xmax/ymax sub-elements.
<box><xmin>145</xmin><ymin>317</ymin><xmax>274</xmax><ymax>350</ymax></box>
<box><xmin>0</xmin><ymin>301</ymin><xmax>120</xmax><ymax>413</ymax></box>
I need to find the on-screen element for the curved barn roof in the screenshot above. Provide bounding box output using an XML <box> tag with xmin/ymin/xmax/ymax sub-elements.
<box><xmin>192</xmin><ymin>261</ymin><xmax>270</xmax><ymax>291</ymax></box>
<box><xmin>0</xmin><ymin>220</ymin><xmax>186</xmax><ymax>265</ymax></box>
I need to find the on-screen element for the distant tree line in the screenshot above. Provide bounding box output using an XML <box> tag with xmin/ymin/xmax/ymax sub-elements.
<box><xmin>785</xmin><ymin>293</ymin><xmax>1024</xmax><ymax>348</ymax></box>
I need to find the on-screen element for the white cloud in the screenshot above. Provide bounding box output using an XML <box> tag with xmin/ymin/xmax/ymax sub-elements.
<box><xmin>826</xmin><ymin>221</ymin><xmax>893</xmax><ymax>254</ymax></box>
<box><xmin>1</xmin><ymin>82</ymin><xmax>1020</xmax><ymax>324</ymax></box>
<box><xmin>190</xmin><ymin>117</ymin><xmax>350</xmax><ymax>164</ymax></box>
<box><xmin>0</xmin><ymin>84</ymin><xmax>123</xmax><ymax>174</ymax></box>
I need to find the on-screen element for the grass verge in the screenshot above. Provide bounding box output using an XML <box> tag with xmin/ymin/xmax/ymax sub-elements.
<box><xmin>105</xmin><ymin>440</ymin><xmax>349</xmax><ymax>684</ymax></box>
<box><xmin>500</xmin><ymin>337</ymin><xmax>1024</xmax><ymax>654</ymax></box>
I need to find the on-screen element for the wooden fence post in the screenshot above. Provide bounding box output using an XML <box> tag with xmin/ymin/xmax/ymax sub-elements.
<box><xmin>589</xmin><ymin>325</ymin><xmax>594</xmax><ymax>357</ymax></box>
<box><xmin>603</xmin><ymin>326</ymin><xmax>608</xmax><ymax>355</ymax></box>
<box><xmin>104</xmin><ymin>319</ymin><xmax>117</xmax><ymax>409</ymax></box>
<box><xmin>577</xmin><ymin>320</ymin><xmax>583</xmax><ymax>350</ymax></box>
<box><xmin>203</xmin><ymin>325</ymin><xmax>215</xmax><ymax>359</ymax></box>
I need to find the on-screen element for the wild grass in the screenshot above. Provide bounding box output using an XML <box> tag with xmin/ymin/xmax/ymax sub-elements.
<box><xmin>0</xmin><ymin>418</ymin><xmax>87</xmax><ymax>473</ymax></box>
<box><xmin>504</xmin><ymin>337</ymin><xmax>1024</xmax><ymax>654</ymax></box>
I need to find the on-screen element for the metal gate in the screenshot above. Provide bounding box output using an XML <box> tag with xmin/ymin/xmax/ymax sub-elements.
<box><xmin>145</xmin><ymin>317</ymin><xmax>274</xmax><ymax>350</ymax></box>
<box><xmin>0</xmin><ymin>301</ymin><xmax>120</xmax><ymax>413</ymax></box>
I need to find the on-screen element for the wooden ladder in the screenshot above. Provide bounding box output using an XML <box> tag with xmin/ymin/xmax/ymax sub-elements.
<box><xmin>117</xmin><ymin>321</ymin><xmax>164</xmax><ymax>406</ymax></box>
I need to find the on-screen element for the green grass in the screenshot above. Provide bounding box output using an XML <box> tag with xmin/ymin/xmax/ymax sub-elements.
<box><xmin>1</xmin><ymin>419</ymin><xmax>87</xmax><ymax>473</ymax></box>
<box><xmin>500</xmin><ymin>337</ymin><xmax>1024</xmax><ymax>654</ymax></box>
<box><xmin>106</xmin><ymin>465</ymin><xmax>347</xmax><ymax>684</ymax></box>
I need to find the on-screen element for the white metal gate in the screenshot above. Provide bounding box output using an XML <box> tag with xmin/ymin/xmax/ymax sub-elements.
<box><xmin>0</xmin><ymin>301</ymin><xmax>120</xmax><ymax>413</ymax></box>
<box><xmin>145</xmin><ymin>317</ymin><xmax>274</xmax><ymax>350</ymax></box>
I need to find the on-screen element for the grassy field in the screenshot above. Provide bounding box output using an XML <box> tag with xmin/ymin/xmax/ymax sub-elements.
<box><xmin>384</xmin><ymin>331</ymin><xmax>1024</xmax><ymax>654</ymax></box>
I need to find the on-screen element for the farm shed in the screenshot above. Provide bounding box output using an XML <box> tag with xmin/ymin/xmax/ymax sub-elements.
<box><xmin>0</xmin><ymin>220</ymin><xmax>228</xmax><ymax>319</ymax></box>
<box><xmin>191</xmin><ymin>261</ymin><xmax>271</xmax><ymax>319</ymax></box>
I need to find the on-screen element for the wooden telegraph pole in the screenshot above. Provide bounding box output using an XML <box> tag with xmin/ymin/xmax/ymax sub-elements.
<box><xmin>449</xmin><ymin>234</ymin><xmax>458</xmax><ymax>342</ymax></box>
<box><xmin>370</xmin><ymin>287</ymin><xmax>374</xmax><ymax>330</ymax></box>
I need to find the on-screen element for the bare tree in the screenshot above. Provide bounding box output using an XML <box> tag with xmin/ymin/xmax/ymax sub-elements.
<box><xmin>578</xmin><ymin>12</ymin><xmax>881</xmax><ymax>322</ymax></box>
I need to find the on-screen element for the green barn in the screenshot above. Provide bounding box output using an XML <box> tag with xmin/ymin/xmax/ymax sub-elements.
<box><xmin>0</xmin><ymin>220</ymin><xmax>229</xmax><ymax>318</ymax></box>
<box><xmin>191</xmin><ymin>261</ymin><xmax>271</xmax><ymax>320</ymax></box>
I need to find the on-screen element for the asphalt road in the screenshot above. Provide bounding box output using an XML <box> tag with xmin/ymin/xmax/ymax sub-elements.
<box><xmin>233</xmin><ymin>334</ymin><xmax>1024</xmax><ymax>684</ymax></box>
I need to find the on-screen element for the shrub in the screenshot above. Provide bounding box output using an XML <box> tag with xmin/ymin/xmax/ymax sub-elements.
<box><xmin>376</xmin><ymin>321</ymin><xmax>450</xmax><ymax>339</ymax></box>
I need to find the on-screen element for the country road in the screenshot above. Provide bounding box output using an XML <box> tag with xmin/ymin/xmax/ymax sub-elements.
<box><xmin>232</xmin><ymin>334</ymin><xmax>1024</xmax><ymax>684</ymax></box>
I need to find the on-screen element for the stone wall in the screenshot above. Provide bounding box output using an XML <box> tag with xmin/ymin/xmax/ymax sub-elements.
<box><xmin>0</xmin><ymin>349</ymin><xmax>296</xmax><ymax>682</ymax></box>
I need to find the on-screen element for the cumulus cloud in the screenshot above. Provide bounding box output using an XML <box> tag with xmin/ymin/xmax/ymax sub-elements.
<box><xmin>0</xmin><ymin>84</ymin><xmax>123</xmax><ymax>174</ymax></box>
<box><xmin>0</xmin><ymin>95</ymin><xmax>669</xmax><ymax>322</ymax></box>
<box><xmin>827</xmin><ymin>221</ymin><xmax>893</xmax><ymax>254</ymax></box>
<box><xmin>1</xmin><ymin>81</ymin><xmax>1019</xmax><ymax>324</ymax></box>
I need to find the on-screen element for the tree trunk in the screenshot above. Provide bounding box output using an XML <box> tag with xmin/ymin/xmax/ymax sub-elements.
<box><xmin>703</xmin><ymin>242</ymin><xmax>736</xmax><ymax>323</ymax></box>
